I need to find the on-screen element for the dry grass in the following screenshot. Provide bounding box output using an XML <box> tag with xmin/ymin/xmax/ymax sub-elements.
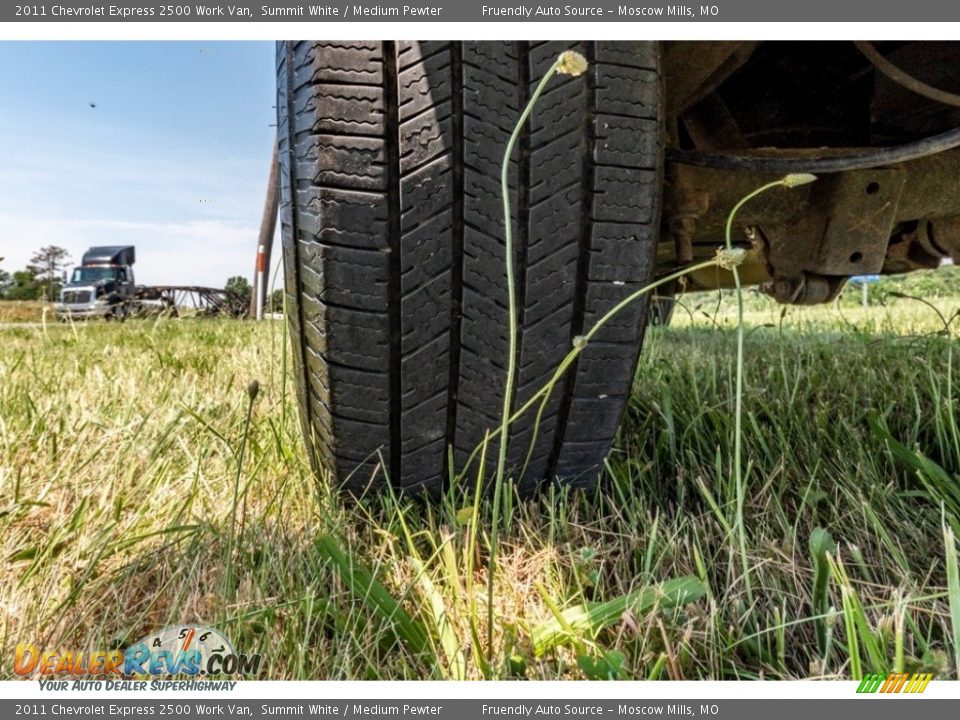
<box><xmin>0</xmin><ymin>301</ymin><xmax>47</xmax><ymax>323</ymax></box>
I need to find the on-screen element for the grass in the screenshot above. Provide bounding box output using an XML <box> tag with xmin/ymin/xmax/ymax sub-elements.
<box><xmin>0</xmin><ymin>300</ymin><xmax>47</xmax><ymax>323</ymax></box>
<box><xmin>2</xmin><ymin>289</ymin><xmax>960</xmax><ymax>679</ymax></box>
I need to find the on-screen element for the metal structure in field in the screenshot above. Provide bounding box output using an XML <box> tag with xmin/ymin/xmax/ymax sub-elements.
<box><xmin>135</xmin><ymin>286</ymin><xmax>248</xmax><ymax>318</ymax></box>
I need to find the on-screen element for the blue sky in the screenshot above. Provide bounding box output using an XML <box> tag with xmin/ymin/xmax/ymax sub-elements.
<box><xmin>0</xmin><ymin>41</ymin><xmax>277</xmax><ymax>287</ymax></box>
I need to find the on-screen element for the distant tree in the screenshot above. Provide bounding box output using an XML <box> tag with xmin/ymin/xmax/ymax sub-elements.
<box><xmin>28</xmin><ymin>245</ymin><xmax>71</xmax><ymax>302</ymax></box>
<box><xmin>0</xmin><ymin>264</ymin><xmax>10</xmax><ymax>298</ymax></box>
<box><xmin>5</xmin><ymin>270</ymin><xmax>43</xmax><ymax>300</ymax></box>
<box><xmin>225</xmin><ymin>275</ymin><xmax>253</xmax><ymax>307</ymax></box>
<box><xmin>268</xmin><ymin>288</ymin><xmax>284</xmax><ymax>313</ymax></box>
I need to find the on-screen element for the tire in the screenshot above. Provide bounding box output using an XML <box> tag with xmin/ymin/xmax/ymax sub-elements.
<box><xmin>277</xmin><ymin>41</ymin><xmax>663</xmax><ymax>496</ymax></box>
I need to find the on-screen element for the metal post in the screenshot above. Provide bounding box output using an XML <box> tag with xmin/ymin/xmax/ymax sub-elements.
<box><xmin>256</xmin><ymin>244</ymin><xmax>266</xmax><ymax>320</ymax></box>
<box><xmin>251</xmin><ymin>133</ymin><xmax>280</xmax><ymax>319</ymax></box>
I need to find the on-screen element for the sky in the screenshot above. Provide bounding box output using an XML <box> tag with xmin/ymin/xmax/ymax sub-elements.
<box><xmin>0</xmin><ymin>41</ymin><xmax>278</xmax><ymax>288</ymax></box>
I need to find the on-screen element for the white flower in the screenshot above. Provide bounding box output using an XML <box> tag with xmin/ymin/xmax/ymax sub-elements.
<box><xmin>557</xmin><ymin>50</ymin><xmax>588</xmax><ymax>77</ymax></box>
<box><xmin>782</xmin><ymin>173</ymin><xmax>817</xmax><ymax>188</ymax></box>
<box><xmin>715</xmin><ymin>247</ymin><xmax>747</xmax><ymax>270</ymax></box>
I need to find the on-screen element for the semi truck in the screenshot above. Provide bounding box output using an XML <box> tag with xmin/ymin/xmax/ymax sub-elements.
<box><xmin>55</xmin><ymin>246</ymin><xmax>138</xmax><ymax>320</ymax></box>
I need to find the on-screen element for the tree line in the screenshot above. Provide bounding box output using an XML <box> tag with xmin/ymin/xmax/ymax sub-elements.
<box><xmin>224</xmin><ymin>275</ymin><xmax>285</xmax><ymax>313</ymax></box>
<box><xmin>0</xmin><ymin>246</ymin><xmax>72</xmax><ymax>301</ymax></box>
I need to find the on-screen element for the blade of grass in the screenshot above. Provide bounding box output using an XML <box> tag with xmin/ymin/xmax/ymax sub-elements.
<box><xmin>810</xmin><ymin>527</ymin><xmax>834</xmax><ymax>652</ymax></box>
<box><xmin>314</xmin><ymin>534</ymin><xmax>430</xmax><ymax>657</ymax></box>
<box><xmin>828</xmin><ymin>552</ymin><xmax>886</xmax><ymax>677</ymax></box>
<box><xmin>531</xmin><ymin>575</ymin><xmax>706</xmax><ymax>656</ymax></box>
<box><xmin>410</xmin><ymin>554</ymin><xmax>467</xmax><ymax>680</ymax></box>
<box><xmin>943</xmin><ymin>518</ymin><xmax>960</xmax><ymax>678</ymax></box>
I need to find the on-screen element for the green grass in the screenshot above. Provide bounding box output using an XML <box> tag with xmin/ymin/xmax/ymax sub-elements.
<box><xmin>2</xmin><ymin>294</ymin><xmax>960</xmax><ymax>679</ymax></box>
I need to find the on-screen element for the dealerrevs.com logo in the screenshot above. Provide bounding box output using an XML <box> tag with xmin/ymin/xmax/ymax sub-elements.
<box><xmin>14</xmin><ymin>625</ymin><xmax>262</xmax><ymax>681</ymax></box>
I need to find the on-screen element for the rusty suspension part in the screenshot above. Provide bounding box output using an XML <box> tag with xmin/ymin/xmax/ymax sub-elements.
<box><xmin>660</xmin><ymin>147</ymin><xmax>960</xmax><ymax>302</ymax></box>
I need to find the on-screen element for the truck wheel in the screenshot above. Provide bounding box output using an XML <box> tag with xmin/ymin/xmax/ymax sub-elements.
<box><xmin>277</xmin><ymin>41</ymin><xmax>663</xmax><ymax>495</ymax></box>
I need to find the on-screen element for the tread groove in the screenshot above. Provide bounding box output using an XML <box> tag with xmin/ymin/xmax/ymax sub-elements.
<box><xmin>444</xmin><ymin>43</ymin><xmax>465</xmax><ymax>488</ymax></box>
<box><xmin>547</xmin><ymin>42</ymin><xmax>595</xmax><ymax>483</ymax></box>
<box><xmin>384</xmin><ymin>40</ymin><xmax>403</xmax><ymax>489</ymax></box>
<box><xmin>283</xmin><ymin>41</ymin><xmax>319</xmax><ymax>471</ymax></box>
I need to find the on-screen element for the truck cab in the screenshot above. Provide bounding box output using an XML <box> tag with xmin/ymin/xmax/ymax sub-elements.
<box><xmin>55</xmin><ymin>246</ymin><xmax>137</xmax><ymax>320</ymax></box>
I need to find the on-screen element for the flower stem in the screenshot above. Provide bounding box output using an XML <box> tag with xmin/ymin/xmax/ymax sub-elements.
<box><xmin>723</xmin><ymin>179</ymin><xmax>789</xmax><ymax>604</ymax></box>
<box><xmin>488</xmin><ymin>53</ymin><xmax>565</xmax><ymax>672</ymax></box>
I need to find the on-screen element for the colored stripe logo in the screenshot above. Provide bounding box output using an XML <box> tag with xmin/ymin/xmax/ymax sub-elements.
<box><xmin>856</xmin><ymin>672</ymin><xmax>934</xmax><ymax>694</ymax></box>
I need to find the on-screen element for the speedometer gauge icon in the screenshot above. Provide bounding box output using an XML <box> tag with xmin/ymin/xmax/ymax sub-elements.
<box><xmin>128</xmin><ymin>625</ymin><xmax>236</xmax><ymax>675</ymax></box>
